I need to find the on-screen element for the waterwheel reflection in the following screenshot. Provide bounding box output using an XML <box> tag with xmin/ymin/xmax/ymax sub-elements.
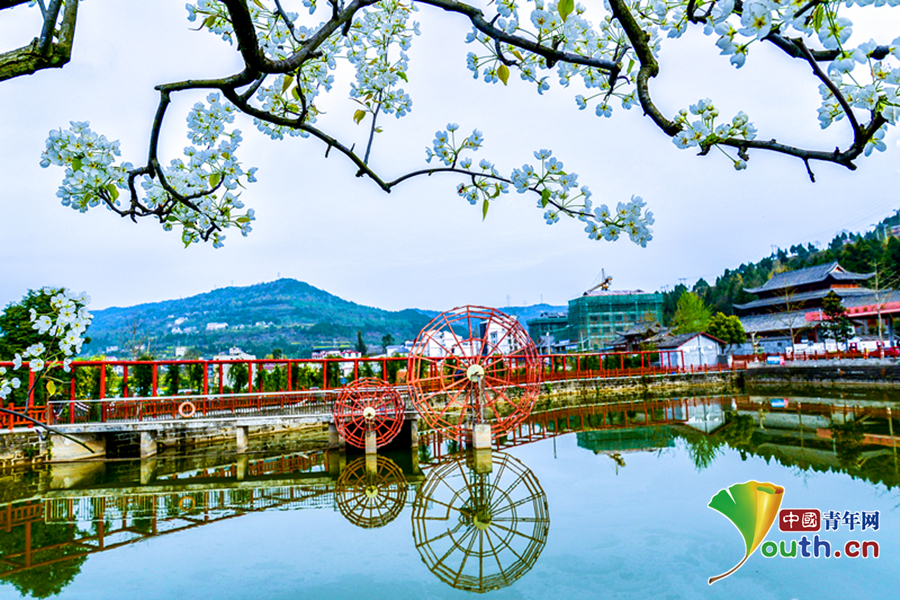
<box><xmin>335</xmin><ymin>455</ymin><xmax>408</xmax><ymax>529</ymax></box>
<box><xmin>411</xmin><ymin>451</ymin><xmax>549</xmax><ymax>593</ymax></box>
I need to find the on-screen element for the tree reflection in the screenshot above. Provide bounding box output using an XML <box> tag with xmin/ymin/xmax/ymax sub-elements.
<box><xmin>0</xmin><ymin>513</ymin><xmax>87</xmax><ymax>599</ymax></box>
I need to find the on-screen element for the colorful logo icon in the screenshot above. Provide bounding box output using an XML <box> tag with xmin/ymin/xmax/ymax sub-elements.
<box><xmin>707</xmin><ymin>480</ymin><xmax>785</xmax><ymax>585</ymax></box>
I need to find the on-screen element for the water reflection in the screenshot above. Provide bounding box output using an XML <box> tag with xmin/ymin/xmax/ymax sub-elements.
<box><xmin>335</xmin><ymin>456</ymin><xmax>408</xmax><ymax>529</ymax></box>
<box><xmin>2</xmin><ymin>392</ymin><xmax>900</xmax><ymax>598</ymax></box>
<box><xmin>411</xmin><ymin>451</ymin><xmax>549</xmax><ymax>594</ymax></box>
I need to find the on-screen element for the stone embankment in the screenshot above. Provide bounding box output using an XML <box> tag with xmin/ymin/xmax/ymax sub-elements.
<box><xmin>537</xmin><ymin>370</ymin><xmax>737</xmax><ymax>406</ymax></box>
<box><xmin>743</xmin><ymin>359</ymin><xmax>900</xmax><ymax>392</ymax></box>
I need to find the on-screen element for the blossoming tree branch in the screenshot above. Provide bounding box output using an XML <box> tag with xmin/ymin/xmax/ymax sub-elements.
<box><xmin>5</xmin><ymin>0</ymin><xmax>899</xmax><ymax>248</ymax></box>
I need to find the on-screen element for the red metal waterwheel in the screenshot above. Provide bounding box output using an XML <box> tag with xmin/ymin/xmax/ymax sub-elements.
<box><xmin>333</xmin><ymin>377</ymin><xmax>404</xmax><ymax>449</ymax></box>
<box><xmin>406</xmin><ymin>305</ymin><xmax>541</xmax><ymax>442</ymax></box>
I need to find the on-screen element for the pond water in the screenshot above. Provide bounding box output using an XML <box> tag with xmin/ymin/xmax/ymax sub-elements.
<box><xmin>1</xmin><ymin>393</ymin><xmax>899</xmax><ymax>600</ymax></box>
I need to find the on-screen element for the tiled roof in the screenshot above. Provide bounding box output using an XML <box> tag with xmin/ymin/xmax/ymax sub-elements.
<box><xmin>739</xmin><ymin>311</ymin><xmax>813</xmax><ymax>334</ymax></box>
<box><xmin>744</xmin><ymin>261</ymin><xmax>873</xmax><ymax>294</ymax></box>
<box><xmin>734</xmin><ymin>287</ymin><xmax>876</xmax><ymax>311</ymax></box>
<box><xmin>645</xmin><ymin>331</ymin><xmax>725</xmax><ymax>348</ymax></box>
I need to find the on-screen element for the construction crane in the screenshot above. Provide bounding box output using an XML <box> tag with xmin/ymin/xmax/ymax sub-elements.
<box><xmin>583</xmin><ymin>269</ymin><xmax>612</xmax><ymax>295</ymax></box>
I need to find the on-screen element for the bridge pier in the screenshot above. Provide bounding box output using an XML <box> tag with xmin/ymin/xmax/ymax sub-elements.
<box><xmin>140</xmin><ymin>458</ymin><xmax>158</xmax><ymax>485</ymax></box>
<box><xmin>328</xmin><ymin>423</ymin><xmax>345</xmax><ymax>449</ymax></box>
<box><xmin>236</xmin><ymin>426</ymin><xmax>249</xmax><ymax>453</ymax></box>
<box><xmin>236</xmin><ymin>455</ymin><xmax>249</xmax><ymax>481</ymax></box>
<box><xmin>470</xmin><ymin>423</ymin><xmax>492</xmax><ymax>474</ymax></box>
<box><xmin>410</xmin><ymin>419</ymin><xmax>419</xmax><ymax>448</ymax></box>
<box><xmin>50</xmin><ymin>433</ymin><xmax>106</xmax><ymax>462</ymax></box>
<box><xmin>328</xmin><ymin>450</ymin><xmax>346</xmax><ymax>478</ymax></box>
<box><xmin>140</xmin><ymin>431</ymin><xmax>158</xmax><ymax>458</ymax></box>
<box><xmin>365</xmin><ymin>430</ymin><xmax>377</xmax><ymax>455</ymax></box>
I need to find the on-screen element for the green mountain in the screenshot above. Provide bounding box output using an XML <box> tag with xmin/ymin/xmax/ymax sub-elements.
<box><xmin>83</xmin><ymin>278</ymin><xmax>432</xmax><ymax>359</ymax></box>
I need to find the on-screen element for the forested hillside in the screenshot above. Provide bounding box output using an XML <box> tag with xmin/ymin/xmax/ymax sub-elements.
<box><xmin>662</xmin><ymin>210</ymin><xmax>900</xmax><ymax>323</ymax></box>
<box><xmin>83</xmin><ymin>279</ymin><xmax>431</xmax><ymax>359</ymax></box>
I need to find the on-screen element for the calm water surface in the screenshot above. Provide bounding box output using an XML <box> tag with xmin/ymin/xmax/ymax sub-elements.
<box><xmin>1</xmin><ymin>394</ymin><xmax>899</xmax><ymax>599</ymax></box>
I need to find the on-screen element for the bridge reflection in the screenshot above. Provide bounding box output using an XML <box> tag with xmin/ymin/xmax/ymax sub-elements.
<box><xmin>2</xmin><ymin>393</ymin><xmax>899</xmax><ymax>597</ymax></box>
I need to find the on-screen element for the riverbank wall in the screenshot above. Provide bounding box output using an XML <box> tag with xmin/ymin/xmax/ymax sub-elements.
<box><xmin>743</xmin><ymin>360</ymin><xmax>900</xmax><ymax>393</ymax></box>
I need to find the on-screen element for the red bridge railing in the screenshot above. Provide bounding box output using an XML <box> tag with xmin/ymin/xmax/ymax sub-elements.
<box><xmin>0</xmin><ymin>349</ymin><xmax>743</xmax><ymax>430</ymax></box>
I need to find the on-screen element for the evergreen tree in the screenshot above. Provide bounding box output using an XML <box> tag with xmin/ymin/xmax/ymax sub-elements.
<box><xmin>821</xmin><ymin>291</ymin><xmax>853</xmax><ymax>348</ymax></box>
<box><xmin>672</xmin><ymin>292</ymin><xmax>712</xmax><ymax>334</ymax></box>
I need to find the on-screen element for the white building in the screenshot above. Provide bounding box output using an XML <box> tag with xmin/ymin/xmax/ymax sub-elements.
<box><xmin>652</xmin><ymin>333</ymin><xmax>724</xmax><ymax>369</ymax></box>
<box><xmin>206</xmin><ymin>322</ymin><xmax>228</xmax><ymax>331</ymax></box>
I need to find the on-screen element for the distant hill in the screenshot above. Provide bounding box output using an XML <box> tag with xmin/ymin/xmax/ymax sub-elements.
<box><xmin>82</xmin><ymin>280</ymin><xmax>569</xmax><ymax>359</ymax></box>
<box><xmin>84</xmin><ymin>279</ymin><xmax>432</xmax><ymax>359</ymax></box>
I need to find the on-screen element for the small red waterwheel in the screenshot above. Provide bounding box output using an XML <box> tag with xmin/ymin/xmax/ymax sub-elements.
<box><xmin>333</xmin><ymin>377</ymin><xmax>405</xmax><ymax>449</ymax></box>
<box><xmin>407</xmin><ymin>305</ymin><xmax>541</xmax><ymax>442</ymax></box>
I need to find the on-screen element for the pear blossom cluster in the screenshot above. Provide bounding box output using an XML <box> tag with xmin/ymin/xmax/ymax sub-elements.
<box><xmin>40</xmin><ymin>121</ymin><xmax>133</xmax><ymax>213</ymax></box>
<box><xmin>38</xmin><ymin>1</ymin><xmax>900</xmax><ymax>250</ymax></box>
<box><xmin>345</xmin><ymin>0</ymin><xmax>419</xmax><ymax>120</ymax></box>
<box><xmin>42</xmin><ymin>94</ymin><xmax>257</xmax><ymax>249</ymax></box>
<box><xmin>464</xmin><ymin>1</ymin><xmax>650</xmax><ymax>111</ymax></box>
<box><xmin>463</xmin><ymin>1</ymin><xmax>900</xmax><ymax>170</ymax></box>
<box><xmin>672</xmin><ymin>99</ymin><xmax>757</xmax><ymax>169</ymax></box>
<box><xmin>641</xmin><ymin>0</ymin><xmax>900</xmax><ymax>163</ymax></box>
<box><xmin>0</xmin><ymin>288</ymin><xmax>92</xmax><ymax>401</ymax></box>
<box><xmin>511</xmin><ymin>150</ymin><xmax>653</xmax><ymax>247</ymax></box>
<box><xmin>424</xmin><ymin>125</ymin><xmax>653</xmax><ymax>245</ymax></box>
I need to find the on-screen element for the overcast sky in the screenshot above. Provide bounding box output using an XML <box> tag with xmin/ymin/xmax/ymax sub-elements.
<box><xmin>1</xmin><ymin>2</ymin><xmax>898</xmax><ymax>314</ymax></box>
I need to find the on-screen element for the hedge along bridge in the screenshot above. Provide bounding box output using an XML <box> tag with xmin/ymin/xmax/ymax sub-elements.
<box><xmin>0</xmin><ymin>349</ymin><xmax>732</xmax><ymax>458</ymax></box>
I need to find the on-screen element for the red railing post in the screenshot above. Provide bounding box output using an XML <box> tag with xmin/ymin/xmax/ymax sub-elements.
<box><xmin>286</xmin><ymin>359</ymin><xmax>292</xmax><ymax>391</ymax></box>
<box><xmin>322</xmin><ymin>360</ymin><xmax>327</xmax><ymax>389</ymax></box>
<box><xmin>99</xmin><ymin>364</ymin><xmax>106</xmax><ymax>399</ymax></box>
<box><xmin>123</xmin><ymin>365</ymin><xmax>129</xmax><ymax>398</ymax></box>
<box><xmin>248</xmin><ymin>361</ymin><xmax>254</xmax><ymax>393</ymax></box>
<box><xmin>27</xmin><ymin>370</ymin><xmax>35</xmax><ymax>410</ymax></box>
<box><xmin>203</xmin><ymin>362</ymin><xmax>209</xmax><ymax>395</ymax></box>
<box><xmin>152</xmin><ymin>364</ymin><xmax>158</xmax><ymax>396</ymax></box>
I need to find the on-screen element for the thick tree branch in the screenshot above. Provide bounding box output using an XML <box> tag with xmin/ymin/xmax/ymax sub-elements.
<box><xmin>0</xmin><ymin>0</ymin><xmax>78</xmax><ymax>82</ymax></box>
<box><xmin>607</xmin><ymin>0</ymin><xmax>680</xmax><ymax>136</ymax></box>
<box><xmin>418</xmin><ymin>0</ymin><xmax>618</xmax><ymax>72</ymax></box>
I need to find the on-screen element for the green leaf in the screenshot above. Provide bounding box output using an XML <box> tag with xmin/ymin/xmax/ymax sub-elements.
<box><xmin>482</xmin><ymin>199</ymin><xmax>490</xmax><ymax>220</ymax></box>
<box><xmin>253</xmin><ymin>0</ymin><xmax>266</xmax><ymax>8</ymax></box>
<box><xmin>353</xmin><ymin>109</ymin><xmax>366</xmax><ymax>125</ymax></box>
<box><xmin>210</xmin><ymin>172</ymin><xmax>221</xmax><ymax>188</ymax></box>
<box><xmin>291</xmin><ymin>86</ymin><xmax>301</xmax><ymax>100</ymax></box>
<box><xmin>236</xmin><ymin>216</ymin><xmax>251</xmax><ymax>224</ymax></box>
<box><xmin>511</xmin><ymin>49</ymin><xmax>524</xmax><ymax>61</ymax></box>
<box><xmin>540</xmin><ymin>188</ymin><xmax>551</xmax><ymax>208</ymax></box>
<box><xmin>627</xmin><ymin>58</ymin><xmax>634</xmax><ymax>74</ymax></box>
<box><xmin>46</xmin><ymin>380</ymin><xmax>56</xmax><ymax>396</ymax></box>
<box><xmin>498</xmin><ymin>64</ymin><xmax>510</xmax><ymax>86</ymax></box>
<box><xmin>71</xmin><ymin>157</ymin><xmax>83</xmax><ymax>172</ymax></box>
<box><xmin>812</xmin><ymin>7</ymin><xmax>824</xmax><ymax>33</ymax></box>
<box><xmin>558</xmin><ymin>0</ymin><xmax>575</xmax><ymax>22</ymax></box>
<box><xmin>397</xmin><ymin>71</ymin><xmax>408</xmax><ymax>83</ymax></box>
<box><xmin>105</xmin><ymin>183</ymin><xmax>119</xmax><ymax>201</ymax></box>
<box><xmin>282</xmin><ymin>74</ymin><xmax>294</xmax><ymax>94</ymax></box>
<box><xmin>204</xmin><ymin>15</ymin><xmax>217</xmax><ymax>29</ymax></box>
